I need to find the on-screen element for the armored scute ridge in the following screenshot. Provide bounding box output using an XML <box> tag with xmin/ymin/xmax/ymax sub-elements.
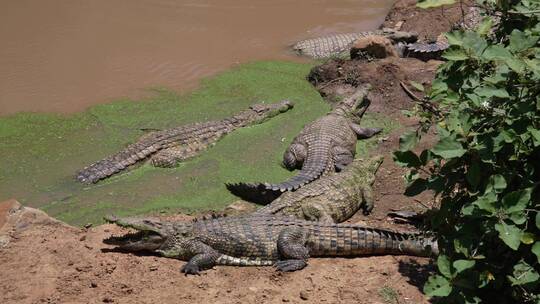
<box><xmin>292</xmin><ymin>29</ymin><xmax>417</xmax><ymax>59</ymax></box>
<box><xmin>231</xmin><ymin>84</ymin><xmax>381</xmax><ymax>193</ymax></box>
<box><xmin>76</xmin><ymin>100</ymin><xmax>293</xmax><ymax>184</ymax></box>
<box><xmin>104</xmin><ymin>214</ymin><xmax>438</xmax><ymax>274</ymax></box>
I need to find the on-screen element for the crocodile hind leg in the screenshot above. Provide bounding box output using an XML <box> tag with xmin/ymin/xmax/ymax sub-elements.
<box><xmin>275</xmin><ymin>228</ymin><xmax>309</xmax><ymax>272</ymax></box>
<box><xmin>332</xmin><ymin>146</ymin><xmax>354</xmax><ymax>171</ymax></box>
<box><xmin>361</xmin><ymin>187</ymin><xmax>375</xmax><ymax>215</ymax></box>
<box><xmin>283</xmin><ymin>143</ymin><xmax>307</xmax><ymax>170</ymax></box>
<box><xmin>350</xmin><ymin>123</ymin><xmax>382</xmax><ymax>139</ymax></box>
<box><xmin>302</xmin><ymin>204</ymin><xmax>336</xmax><ymax>224</ymax></box>
<box><xmin>150</xmin><ymin>145</ymin><xmax>201</xmax><ymax>168</ymax></box>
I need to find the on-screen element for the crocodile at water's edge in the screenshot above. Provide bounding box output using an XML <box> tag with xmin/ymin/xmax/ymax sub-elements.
<box><xmin>76</xmin><ymin>100</ymin><xmax>293</xmax><ymax>184</ymax></box>
<box><xmin>104</xmin><ymin>214</ymin><xmax>438</xmax><ymax>274</ymax></box>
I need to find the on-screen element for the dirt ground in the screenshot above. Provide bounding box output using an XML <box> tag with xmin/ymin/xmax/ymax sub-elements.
<box><xmin>0</xmin><ymin>1</ymin><xmax>467</xmax><ymax>303</ymax></box>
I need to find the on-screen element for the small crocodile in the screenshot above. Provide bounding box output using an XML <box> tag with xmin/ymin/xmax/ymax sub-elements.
<box><xmin>292</xmin><ymin>29</ymin><xmax>418</xmax><ymax>59</ymax></box>
<box><xmin>232</xmin><ymin>84</ymin><xmax>381</xmax><ymax>193</ymax></box>
<box><xmin>76</xmin><ymin>100</ymin><xmax>293</xmax><ymax>184</ymax></box>
<box><xmin>104</xmin><ymin>214</ymin><xmax>438</xmax><ymax>274</ymax></box>
<box><xmin>229</xmin><ymin>156</ymin><xmax>383</xmax><ymax>223</ymax></box>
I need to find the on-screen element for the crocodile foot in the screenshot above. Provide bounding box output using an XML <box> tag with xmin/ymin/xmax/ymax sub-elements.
<box><xmin>180</xmin><ymin>263</ymin><xmax>201</xmax><ymax>276</ymax></box>
<box><xmin>274</xmin><ymin>259</ymin><xmax>307</xmax><ymax>272</ymax></box>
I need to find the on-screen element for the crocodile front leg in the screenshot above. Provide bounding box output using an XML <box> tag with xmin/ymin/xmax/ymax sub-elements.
<box><xmin>276</xmin><ymin>227</ymin><xmax>310</xmax><ymax>272</ymax></box>
<box><xmin>350</xmin><ymin>123</ymin><xmax>382</xmax><ymax>139</ymax></box>
<box><xmin>160</xmin><ymin>239</ymin><xmax>221</xmax><ymax>275</ymax></box>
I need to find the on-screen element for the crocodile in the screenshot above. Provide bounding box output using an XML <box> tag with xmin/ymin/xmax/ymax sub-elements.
<box><xmin>230</xmin><ymin>84</ymin><xmax>382</xmax><ymax>193</ymax></box>
<box><xmin>76</xmin><ymin>100</ymin><xmax>293</xmax><ymax>184</ymax></box>
<box><xmin>229</xmin><ymin>156</ymin><xmax>384</xmax><ymax>223</ymax></box>
<box><xmin>103</xmin><ymin>214</ymin><xmax>438</xmax><ymax>274</ymax></box>
<box><xmin>292</xmin><ymin>29</ymin><xmax>418</xmax><ymax>59</ymax></box>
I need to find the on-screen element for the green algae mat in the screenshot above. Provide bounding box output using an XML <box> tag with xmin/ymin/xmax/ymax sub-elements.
<box><xmin>0</xmin><ymin>61</ymin><xmax>397</xmax><ymax>226</ymax></box>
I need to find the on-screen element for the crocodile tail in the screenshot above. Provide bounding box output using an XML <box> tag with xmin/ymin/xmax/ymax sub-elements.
<box><xmin>265</xmin><ymin>143</ymin><xmax>332</xmax><ymax>192</ymax></box>
<box><xmin>76</xmin><ymin>134</ymin><xmax>165</xmax><ymax>184</ymax></box>
<box><xmin>313</xmin><ymin>225</ymin><xmax>439</xmax><ymax>257</ymax></box>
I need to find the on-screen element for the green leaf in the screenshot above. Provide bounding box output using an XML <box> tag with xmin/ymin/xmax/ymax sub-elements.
<box><xmin>495</xmin><ymin>223</ymin><xmax>523</xmax><ymax>250</ymax></box>
<box><xmin>409</xmin><ymin>81</ymin><xmax>425</xmax><ymax>92</ymax></box>
<box><xmin>505</xmin><ymin>58</ymin><xmax>526</xmax><ymax>73</ymax></box>
<box><xmin>424</xmin><ymin>275</ymin><xmax>452</xmax><ymax>297</ymax></box>
<box><xmin>442</xmin><ymin>49</ymin><xmax>469</xmax><ymax>61</ymax></box>
<box><xmin>453</xmin><ymin>260</ymin><xmax>475</xmax><ymax>274</ymax></box>
<box><xmin>532</xmin><ymin>242</ymin><xmax>540</xmax><ymax>263</ymax></box>
<box><xmin>393</xmin><ymin>151</ymin><xmax>422</xmax><ymax>168</ymax></box>
<box><xmin>437</xmin><ymin>255</ymin><xmax>453</xmax><ymax>278</ymax></box>
<box><xmin>486</xmin><ymin>174</ymin><xmax>507</xmax><ymax>193</ymax></box>
<box><xmin>474</xmin><ymin>86</ymin><xmax>510</xmax><ymax>98</ymax></box>
<box><xmin>483</xmin><ymin>45</ymin><xmax>513</xmax><ymax>61</ymax></box>
<box><xmin>431</xmin><ymin>136</ymin><xmax>466</xmax><ymax>159</ymax></box>
<box><xmin>508</xmin><ymin>261</ymin><xmax>540</xmax><ymax>286</ymax></box>
<box><xmin>503</xmin><ymin>188</ymin><xmax>532</xmax><ymax>213</ymax></box>
<box><xmin>509</xmin><ymin>30</ymin><xmax>539</xmax><ymax>52</ymax></box>
<box><xmin>536</xmin><ymin>212</ymin><xmax>540</xmax><ymax>229</ymax></box>
<box><xmin>473</xmin><ymin>192</ymin><xmax>497</xmax><ymax>213</ymax></box>
<box><xmin>399</xmin><ymin>131</ymin><xmax>418</xmax><ymax>151</ymax></box>
<box><xmin>462</xmin><ymin>32</ymin><xmax>488</xmax><ymax>56</ymax></box>
<box><xmin>445</xmin><ymin>31</ymin><xmax>463</xmax><ymax>46</ymax></box>
<box><xmin>528</xmin><ymin>127</ymin><xmax>540</xmax><ymax>147</ymax></box>
<box><xmin>416</xmin><ymin>0</ymin><xmax>456</xmax><ymax>9</ymax></box>
<box><xmin>477</xmin><ymin>18</ymin><xmax>492</xmax><ymax>36</ymax></box>
<box><xmin>521</xmin><ymin>233</ymin><xmax>535</xmax><ymax>245</ymax></box>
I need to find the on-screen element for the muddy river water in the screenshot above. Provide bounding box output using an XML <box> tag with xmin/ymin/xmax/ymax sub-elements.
<box><xmin>0</xmin><ymin>0</ymin><xmax>392</xmax><ymax>115</ymax></box>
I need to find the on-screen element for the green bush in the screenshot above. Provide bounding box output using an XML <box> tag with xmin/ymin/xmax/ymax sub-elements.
<box><xmin>396</xmin><ymin>0</ymin><xmax>539</xmax><ymax>302</ymax></box>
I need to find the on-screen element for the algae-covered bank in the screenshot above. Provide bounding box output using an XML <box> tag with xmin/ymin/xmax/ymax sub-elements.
<box><xmin>0</xmin><ymin>61</ymin><xmax>396</xmax><ymax>225</ymax></box>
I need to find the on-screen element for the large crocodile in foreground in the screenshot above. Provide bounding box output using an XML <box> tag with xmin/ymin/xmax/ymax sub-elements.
<box><xmin>228</xmin><ymin>156</ymin><xmax>383</xmax><ymax>223</ymax></box>
<box><xmin>231</xmin><ymin>84</ymin><xmax>381</xmax><ymax>193</ymax></box>
<box><xmin>104</xmin><ymin>214</ymin><xmax>438</xmax><ymax>274</ymax></box>
<box><xmin>292</xmin><ymin>29</ymin><xmax>417</xmax><ymax>59</ymax></box>
<box><xmin>76</xmin><ymin>100</ymin><xmax>293</xmax><ymax>184</ymax></box>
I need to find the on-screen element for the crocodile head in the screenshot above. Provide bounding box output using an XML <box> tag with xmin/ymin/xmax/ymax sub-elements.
<box><xmin>103</xmin><ymin>215</ymin><xmax>176</xmax><ymax>252</ymax></box>
<box><xmin>233</xmin><ymin>100</ymin><xmax>294</xmax><ymax>127</ymax></box>
<box><xmin>333</xmin><ymin>84</ymin><xmax>372</xmax><ymax>118</ymax></box>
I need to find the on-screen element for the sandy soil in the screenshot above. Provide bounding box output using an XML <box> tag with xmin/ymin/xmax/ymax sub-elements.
<box><xmin>0</xmin><ymin>1</ymin><xmax>467</xmax><ymax>303</ymax></box>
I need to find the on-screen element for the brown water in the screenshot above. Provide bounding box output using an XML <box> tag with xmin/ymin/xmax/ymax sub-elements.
<box><xmin>0</xmin><ymin>0</ymin><xmax>392</xmax><ymax>115</ymax></box>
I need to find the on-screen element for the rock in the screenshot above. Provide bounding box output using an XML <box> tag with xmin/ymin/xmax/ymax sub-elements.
<box><xmin>299</xmin><ymin>291</ymin><xmax>310</xmax><ymax>301</ymax></box>
<box><xmin>350</xmin><ymin>36</ymin><xmax>399</xmax><ymax>59</ymax></box>
<box><xmin>0</xmin><ymin>199</ymin><xmax>22</xmax><ymax>230</ymax></box>
<box><xmin>224</xmin><ymin>200</ymin><xmax>258</xmax><ymax>216</ymax></box>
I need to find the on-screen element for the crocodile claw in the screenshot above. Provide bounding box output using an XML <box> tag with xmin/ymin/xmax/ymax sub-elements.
<box><xmin>274</xmin><ymin>260</ymin><xmax>307</xmax><ymax>272</ymax></box>
<box><xmin>181</xmin><ymin>263</ymin><xmax>201</xmax><ymax>276</ymax></box>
